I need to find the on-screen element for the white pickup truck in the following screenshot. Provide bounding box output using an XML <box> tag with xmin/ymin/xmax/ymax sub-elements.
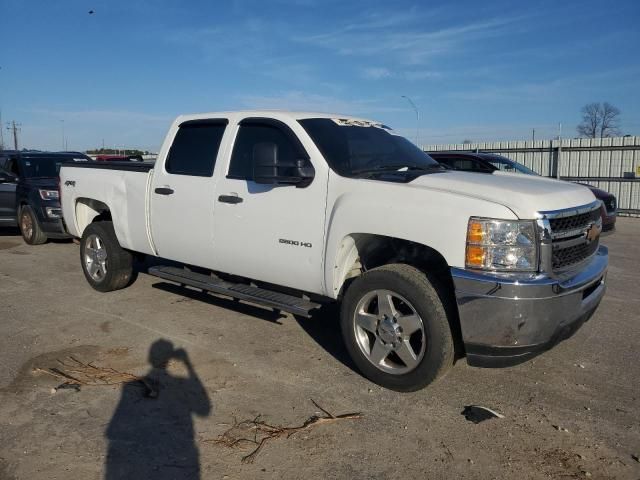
<box><xmin>60</xmin><ymin>111</ymin><xmax>608</xmax><ymax>391</ymax></box>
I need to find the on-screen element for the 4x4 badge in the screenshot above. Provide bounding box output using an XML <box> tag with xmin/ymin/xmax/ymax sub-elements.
<box><xmin>65</xmin><ymin>180</ymin><xmax>76</xmax><ymax>187</ymax></box>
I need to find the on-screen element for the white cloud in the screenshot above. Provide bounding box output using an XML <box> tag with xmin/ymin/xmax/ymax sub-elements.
<box><xmin>362</xmin><ymin>67</ymin><xmax>393</xmax><ymax>79</ymax></box>
<box><xmin>297</xmin><ymin>14</ymin><xmax>529</xmax><ymax>65</ymax></box>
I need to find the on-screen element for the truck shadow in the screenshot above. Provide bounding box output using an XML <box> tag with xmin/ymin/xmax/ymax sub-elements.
<box><xmin>294</xmin><ymin>305</ymin><xmax>358</xmax><ymax>374</ymax></box>
<box><xmin>104</xmin><ymin>339</ymin><xmax>211</xmax><ymax>479</ymax></box>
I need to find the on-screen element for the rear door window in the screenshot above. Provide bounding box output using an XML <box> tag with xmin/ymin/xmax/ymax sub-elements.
<box><xmin>165</xmin><ymin>120</ymin><xmax>228</xmax><ymax>177</ymax></box>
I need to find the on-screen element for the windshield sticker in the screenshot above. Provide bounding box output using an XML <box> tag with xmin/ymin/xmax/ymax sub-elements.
<box><xmin>332</xmin><ymin>118</ymin><xmax>386</xmax><ymax>128</ymax></box>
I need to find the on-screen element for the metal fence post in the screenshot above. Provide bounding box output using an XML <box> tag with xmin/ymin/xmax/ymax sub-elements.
<box><xmin>556</xmin><ymin>141</ymin><xmax>562</xmax><ymax>179</ymax></box>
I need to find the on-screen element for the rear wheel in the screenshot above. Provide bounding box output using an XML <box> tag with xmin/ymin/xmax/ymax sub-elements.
<box><xmin>80</xmin><ymin>221</ymin><xmax>133</xmax><ymax>292</ymax></box>
<box><xmin>340</xmin><ymin>264</ymin><xmax>454</xmax><ymax>392</ymax></box>
<box><xmin>19</xmin><ymin>205</ymin><xmax>48</xmax><ymax>245</ymax></box>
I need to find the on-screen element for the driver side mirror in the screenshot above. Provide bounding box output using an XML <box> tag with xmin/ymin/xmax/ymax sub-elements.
<box><xmin>252</xmin><ymin>142</ymin><xmax>314</xmax><ymax>187</ymax></box>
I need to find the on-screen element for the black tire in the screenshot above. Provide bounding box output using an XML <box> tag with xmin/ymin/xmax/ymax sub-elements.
<box><xmin>19</xmin><ymin>205</ymin><xmax>48</xmax><ymax>245</ymax></box>
<box><xmin>340</xmin><ymin>264</ymin><xmax>454</xmax><ymax>392</ymax></box>
<box><xmin>80</xmin><ymin>221</ymin><xmax>133</xmax><ymax>292</ymax></box>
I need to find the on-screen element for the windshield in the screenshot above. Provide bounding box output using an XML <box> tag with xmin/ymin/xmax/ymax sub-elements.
<box><xmin>299</xmin><ymin>118</ymin><xmax>440</xmax><ymax>177</ymax></box>
<box><xmin>18</xmin><ymin>156</ymin><xmax>86</xmax><ymax>178</ymax></box>
<box><xmin>486</xmin><ymin>156</ymin><xmax>538</xmax><ymax>176</ymax></box>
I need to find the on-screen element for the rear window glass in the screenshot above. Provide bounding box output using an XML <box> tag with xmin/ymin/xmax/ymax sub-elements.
<box><xmin>166</xmin><ymin>121</ymin><xmax>227</xmax><ymax>177</ymax></box>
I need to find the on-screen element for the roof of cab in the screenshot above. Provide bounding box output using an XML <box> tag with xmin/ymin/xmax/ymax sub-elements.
<box><xmin>173</xmin><ymin>110</ymin><xmax>376</xmax><ymax>124</ymax></box>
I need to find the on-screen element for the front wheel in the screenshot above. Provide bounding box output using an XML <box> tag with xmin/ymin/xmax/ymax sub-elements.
<box><xmin>19</xmin><ymin>205</ymin><xmax>48</xmax><ymax>245</ymax></box>
<box><xmin>340</xmin><ymin>264</ymin><xmax>454</xmax><ymax>392</ymax></box>
<box><xmin>80</xmin><ymin>221</ymin><xmax>133</xmax><ymax>292</ymax></box>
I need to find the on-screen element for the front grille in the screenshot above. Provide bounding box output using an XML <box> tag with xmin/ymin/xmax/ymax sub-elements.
<box><xmin>549</xmin><ymin>208</ymin><xmax>600</xmax><ymax>233</ymax></box>
<box><xmin>544</xmin><ymin>202</ymin><xmax>601</xmax><ymax>272</ymax></box>
<box><xmin>552</xmin><ymin>240</ymin><xmax>599</xmax><ymax>270</ymax></box>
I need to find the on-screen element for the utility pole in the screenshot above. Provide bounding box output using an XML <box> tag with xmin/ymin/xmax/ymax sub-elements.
<box><xmin>401</xmin><ymin>95</ymin><xmax>420</xmax><ymax>146</ymax></box>
<box><xmin>6</xmin><ymin>121</ymin><xmax>21</xmax><ymax>150</ymax></box>
<box><xmin>532</xmin><ymin>128</ymin><xmax>535</xmax><ymax>142</ymax></box>
<box><xmin>60</xmin><ymin>120</ymin><xmax>65</xmax><ymax>151</ymax></box>
<box><xmin>0</xmin><ymin>109</ymin><xmax>4</xmax><ymax>150</ymax></box>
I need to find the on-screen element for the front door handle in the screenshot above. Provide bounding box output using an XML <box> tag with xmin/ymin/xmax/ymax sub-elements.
<box><xmin>155</xmin><ymin>187</ymin><xmax>174</xmax><ymax>195</ymax></box>
<box><xmin>218</xmin><ymin>195</ymin><xmax>243</xmax><ymax>204</ymax></box>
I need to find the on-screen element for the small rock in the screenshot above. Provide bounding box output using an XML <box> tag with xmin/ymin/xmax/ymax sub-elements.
<box><xmin>368</xmin><ymin>388</ymin><xmax>372</xmax><ymax>393</ymax></box>
<box><xmin>467</xmin><ymin>458</ymin><xmax>474</xmax><ymax>464</ymax></box>
<box><xmin>50</xmin><ymin>388</ymin><xmax>57</xmax><ymax>394</ymax></box>
<box><xmin>583</xmin><ymin>471</ymin><xmax>591</xmax><ymax>477</ymax></box>
<box><xmin>584</xmin><ymin>406</ymin><xmax>591</xmax><ymax>411</ymax></box>
<box><xmin>553</xmin><ymin>425</ymin><xmax>569</xmax><ymax>433</ymax></box>
<box><xmin>631</xmin><ymin>454</ymin><xmax>639</xmax><ymax>462</ymax></box>
<box><xmin>462</xmin><ymin>405</ymin><xmax>504</xmax><ymax>424</ymax></box>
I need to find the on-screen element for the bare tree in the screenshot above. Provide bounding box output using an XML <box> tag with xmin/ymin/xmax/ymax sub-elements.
<box><xmin>599</xmin><ymin>102</ymin><xmax>621</xmax><ymax>138</ymax></box>
<box><xmin>577</xmin><ymin>102</ymin><xmax>621</xmax><ymax>138</ymax></box>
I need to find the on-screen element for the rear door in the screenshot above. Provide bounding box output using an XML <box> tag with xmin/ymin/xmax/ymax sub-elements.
<box><xmin>150</xmin><ymin>119</ymin><xmax>228</xmax><ymax>267</ymax></box>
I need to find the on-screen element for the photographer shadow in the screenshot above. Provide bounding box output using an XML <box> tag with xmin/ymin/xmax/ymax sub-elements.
<box><xmin>104</xmin><ymin>340</ymin><xmax>211</xmax><ymax>479</ymax></box>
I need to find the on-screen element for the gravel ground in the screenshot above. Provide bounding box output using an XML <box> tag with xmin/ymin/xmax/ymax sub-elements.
<box><xmin>0</xmin><ymin>218</ymin><xmax>638</xmax><ymax>480</ymax></box>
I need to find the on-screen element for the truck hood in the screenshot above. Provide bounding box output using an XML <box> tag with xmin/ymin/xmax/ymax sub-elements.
<box><xmin>409</xmin><ymin>170</ymin><xmax>596</xmax><ymax>218</ymax></box>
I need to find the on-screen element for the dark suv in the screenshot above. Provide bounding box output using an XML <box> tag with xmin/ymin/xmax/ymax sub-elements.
<box><xmin>429</xmin><ymin>152</ymin><xmax>617</xmax><ymax>233</ymax></box>
<box><xmin>0</xmin><ymin>151</ymin><xmax>92</xmax><ymax>244</ymax></box>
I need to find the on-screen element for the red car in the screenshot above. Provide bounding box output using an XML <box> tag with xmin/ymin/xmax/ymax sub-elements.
<box><xmin>429</xmin><ymin>152</ymin><xmax>616</xmax><ymax>233</ymax></box>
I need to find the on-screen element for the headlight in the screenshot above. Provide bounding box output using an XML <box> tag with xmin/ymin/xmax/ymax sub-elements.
<box><xmin>466</xmin><ymin>218</ymin><xmax>538</xmax><ymax>271</ymax></box>
<box><xmin>39</xmin><ymin>189</ymin><xmax>59</xmax><ymax>200</ymax></box>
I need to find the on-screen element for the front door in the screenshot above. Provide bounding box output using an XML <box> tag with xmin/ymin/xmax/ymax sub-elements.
<box><xmin>212</xmin><ymin>119</ymin><xmax>327</xmax><ymax>294</ymax></box>
<box><xmin>150</xmin><ymin>119</ymin><xmax>228</xmax><ymax>268</ymax></box>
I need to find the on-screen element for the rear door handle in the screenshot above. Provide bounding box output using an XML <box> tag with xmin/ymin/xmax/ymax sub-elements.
<box><xmin>218</xmin><ymin>194</ymin><xmax>243</xmax><ymax>204</ymax></box>
<box><xmin>154</xmin><ymin>187</ymin><xmax>174</xmax><ymax>195</ymax></box>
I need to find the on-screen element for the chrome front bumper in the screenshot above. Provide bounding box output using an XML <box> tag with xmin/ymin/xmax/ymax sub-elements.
<box><xmin>451</xmin><ymin>245</ymin><xmax>608</xmax><ymax>367</ymax></box>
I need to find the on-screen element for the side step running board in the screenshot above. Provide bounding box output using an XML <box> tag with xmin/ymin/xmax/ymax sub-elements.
<box><xmin>147</xmin><ymin>266</ymin><xmax>321</xmax><ymax>317</ymax></box>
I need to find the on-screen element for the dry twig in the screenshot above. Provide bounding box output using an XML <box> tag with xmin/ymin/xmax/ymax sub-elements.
<box><xmin>34</xmin><ymin>355</ymin><xmax>155</xmax><ymax>395</ymax></box>
<box><xmin>204</xmin><ymin>399</ymin><xmax>362</xmax><ymax>463</ymax></box>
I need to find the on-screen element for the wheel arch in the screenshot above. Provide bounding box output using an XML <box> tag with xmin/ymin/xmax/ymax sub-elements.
<box><xmin>332</xmin><ymin>233</ymin><xmax>464</xmax><ymax>356</ymax></box>
<box><xmin>75</xmin><ymin>198</ymin><xmax>112</xmax><ymax>236</ymax></box>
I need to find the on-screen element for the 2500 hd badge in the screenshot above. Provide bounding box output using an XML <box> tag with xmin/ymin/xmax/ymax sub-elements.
<box><xmin>279</xmin><ymin>238</ymin><xmax>312</xmax><ymax>248</ymax></box>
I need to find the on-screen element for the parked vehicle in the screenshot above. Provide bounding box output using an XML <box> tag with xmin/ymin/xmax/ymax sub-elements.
<box><xmin>0</xmin><ymin>151</ymin><xmax>92</xmax><ymax>243</ymax></box>
<box><xmin>95</xmin><ymin>154</ymin><xmax>144</xmax><ymax>162</ymax></box>
<box><xmin>60</xmin><ymin>112</ymin><xmax>608</xmax><ymax>391</ymax></box>
<box><xmin>429</xmin><ymin>152</ymin><xmax>617</xmax><ymax>233</ymax></box>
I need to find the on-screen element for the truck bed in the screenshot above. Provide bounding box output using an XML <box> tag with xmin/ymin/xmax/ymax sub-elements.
<box><xmin>59</xmin><ymin>161</ymin><xmax>155</xmax><ymax>255</ymax></box>
<box><xmin>62</xmin><ymin>161</ymin><xmax>155</xmax><ymax>172</ymax></box>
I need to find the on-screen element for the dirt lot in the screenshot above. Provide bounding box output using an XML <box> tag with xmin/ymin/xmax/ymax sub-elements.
<box><xmin>0</xmin><ymin>219</ymin><xmax>639</xmax><ymax>480</ymax></box>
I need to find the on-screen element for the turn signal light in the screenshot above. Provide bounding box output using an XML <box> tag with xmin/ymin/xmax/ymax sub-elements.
<box><xmin>467</xmin><ymin>220</ymin><xmax>485</xmax><ymax>244</ymax></box>
<box><xmin>465</xmin><ymin>245</ymin><xmax>486</xmax><ymax>268</ymax></box>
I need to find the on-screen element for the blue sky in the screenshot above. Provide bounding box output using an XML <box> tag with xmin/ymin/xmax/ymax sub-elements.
<box><xmin>1</xmin><ymin>0</ymin><xmax>639</xmax><ymax>151</ymax></box>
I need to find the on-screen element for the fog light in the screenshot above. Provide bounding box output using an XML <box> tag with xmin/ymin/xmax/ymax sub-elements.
<box><xmin>46</xmin><ymin>207</ymin><xmax>62</xmax><ymax>219</ymax></box>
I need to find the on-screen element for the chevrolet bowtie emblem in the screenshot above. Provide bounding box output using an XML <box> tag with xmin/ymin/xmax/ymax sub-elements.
<box><xmin>585</xmin><ymin>222</ymin><xmax>602</xmax><ymax>243</ymax></box>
